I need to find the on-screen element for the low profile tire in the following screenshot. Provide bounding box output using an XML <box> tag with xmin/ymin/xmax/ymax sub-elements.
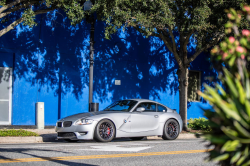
<box><xmin>94</xmin><ymin>119</ymin><xmax>116</xmax><ymax>142</ymax></box>
<box><xmin>64</xmin><ymin>139</ymin><xmax>78</xmax><ymax>142</ymax></box>
<box><xmin>162</xmin><ymin>119</ymin><xmax>180</xmax><ymax>140</ymax></box>
<box><xmin>129</xmin><ymin>137</ymin><xmax>144</xmax><ymax>141</ymax></box>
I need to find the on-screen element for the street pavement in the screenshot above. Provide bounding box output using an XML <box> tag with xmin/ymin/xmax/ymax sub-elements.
<box><xmin>0</xmin><ymin>129</ymin><xmax>199</xmax><ymax>144</ymax></box>
<box><xmin>0</xmin><ymin>139</ymin><xmax>217</xmax><ymax>166</ymax></box>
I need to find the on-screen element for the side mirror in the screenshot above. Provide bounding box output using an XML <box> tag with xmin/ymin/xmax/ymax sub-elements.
<box><xmin>136</xmin><ymin>107</ymin><xmax>145</xmax><ymax>112</ymax></box>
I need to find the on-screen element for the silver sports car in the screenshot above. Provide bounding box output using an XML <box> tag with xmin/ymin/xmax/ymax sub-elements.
<box><xmin>55</xmin><ymin>99</ymin><xmax>183</xmax><ymax>142</ymax></box>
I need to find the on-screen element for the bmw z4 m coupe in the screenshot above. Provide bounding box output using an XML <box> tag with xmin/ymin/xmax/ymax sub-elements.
<box><xmin>55</xmin><ymin>99</ymin><xmax>183</xmax><ymax>142</ymax></box>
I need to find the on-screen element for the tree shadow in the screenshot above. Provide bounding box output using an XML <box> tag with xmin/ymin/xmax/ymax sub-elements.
<box><xmin>0</xmin><ymin>147</ymin><xmax>97</xmax><ymax>165</ymax></box>
<box><xmin>0</xmin><ymin>11</ymin><xmax>218</xmax><ymax>125</ymax></box>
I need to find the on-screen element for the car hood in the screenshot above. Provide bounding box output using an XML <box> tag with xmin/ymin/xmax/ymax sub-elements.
<box><xmin>58</xmin><ymin>111</ymin><xmax>125</xmax><ymax>122</ymax></box>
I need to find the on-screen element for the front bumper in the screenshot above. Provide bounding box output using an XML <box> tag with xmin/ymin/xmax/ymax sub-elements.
<box><xmin>55</xmin><ymin>121</ymin><xmax>98</xmax><ymax>140</ymax></box>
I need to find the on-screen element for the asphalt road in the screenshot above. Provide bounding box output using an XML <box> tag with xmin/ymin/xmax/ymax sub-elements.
<box><xmin>0</xmin><ymin>138</ymin><xmax>218</xmax><ymax>166</ymax></box>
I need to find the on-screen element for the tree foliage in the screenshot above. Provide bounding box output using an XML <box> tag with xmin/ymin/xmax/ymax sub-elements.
<box><xmin>198</xmin><ymin>4</ymin><xmax>250</xmax><ymax>165</ymax></box>
<box><xmin>92</xmin><ymin>0</ymin><xmax>248</xmax><ymax>130</ymax></box>
<box><xmin>0</xmin><ymin>0</ymin><xmax>95</xmax><ymax>37</ymax></box>
<box><xmin>95</xmin><ymin>0</ymin><xmax>248</xmax><ymax>50</ymax></box>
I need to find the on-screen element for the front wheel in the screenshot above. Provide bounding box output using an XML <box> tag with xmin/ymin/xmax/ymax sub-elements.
<box><xmin>94</xmin><ymin>119</ymin><xmax>116</xmax><ymax>142</ymax></box>
<box><xmin>162</xmin><ymin>119</ymin><xmax>180</xmax><ymax>140</ymax></box>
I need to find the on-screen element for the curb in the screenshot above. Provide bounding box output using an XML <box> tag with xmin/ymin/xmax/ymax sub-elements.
<box><xmin>0</xmin><ymin>136</ymin><xmax>43</xmax><ymax>144</ymax></box>
<box><xmin>147</xmin><ymin>133</ymin><xmax>200</xmax><ymax>140</ymax></box>
<box><xmin>0</xmin><ymin>133</ymin><xmax>200</xmax><ymax>144</ymax></box>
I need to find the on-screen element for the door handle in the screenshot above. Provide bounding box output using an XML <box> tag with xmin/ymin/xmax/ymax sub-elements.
<box><xmin>154</xmin><ymin>115</ymin><xmax>158</xmax><ymax>118</ymax></box>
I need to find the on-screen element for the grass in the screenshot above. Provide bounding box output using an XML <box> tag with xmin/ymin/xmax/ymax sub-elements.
<box><xmin>0</xmin><ymin>129</ymin><xmax>39</xmax><ymax>137</ymax></box>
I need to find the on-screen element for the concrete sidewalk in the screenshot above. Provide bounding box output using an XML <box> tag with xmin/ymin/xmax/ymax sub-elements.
<box><xmin>0</xmin><ymin>129</ymin><xmax>200</xmax><ymax>144</ymax></box>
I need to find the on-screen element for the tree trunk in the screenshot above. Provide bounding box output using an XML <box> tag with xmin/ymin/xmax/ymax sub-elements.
<box><xmin>178</xmin><ymin>67</ymin><xmax>189</xmax><ymax>131</ymax></box>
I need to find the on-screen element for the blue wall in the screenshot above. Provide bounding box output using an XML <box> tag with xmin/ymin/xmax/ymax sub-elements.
<box><xmin>0</xmin><ymin>13</ymin><xmax>216</xmax><ymax>126</ymax></box>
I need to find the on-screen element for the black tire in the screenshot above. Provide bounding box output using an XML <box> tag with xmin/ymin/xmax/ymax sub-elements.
<box><xmin>64</xmin><ymin>139</ymin><xmax>78</xmax><ymax>142</ymax></box>
<box><xmin>162</xmin><ymin>119</ymin><xmax>180</xmax><ymax>140</ymax></box>
<box><xmin>129</xmin><ymin>137</ymin><xmax>144</xmax><ymax>141</ymax></box>
<box><xmin>94</xmin><ymin>119</ymin><xmax>116</xmax><ymax>142</ymax></box>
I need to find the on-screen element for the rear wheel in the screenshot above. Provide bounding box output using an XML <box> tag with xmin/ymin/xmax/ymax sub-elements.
<box><xmin>94</xmin><ymin>119</ymin><xmax>116</xmax><ymax>142</ymax></box>
<box><xmin>129</xmin><ymin>137</ymin><xmax>144</xmax><ymax>141</ymax></box>
<box><xmin>162</xmin><ymin>119</ymin><xmax>179</xmax><ymax>140</ymax></box>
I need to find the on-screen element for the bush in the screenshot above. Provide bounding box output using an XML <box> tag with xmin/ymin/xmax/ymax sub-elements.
<box><xmin>188</xmin><ymin>118</ymin><xmax>211</xmax><ymax>131</ymax></box>
<box><xmin>0</xmin><ymin>129</ymin><xmax>39</xmax><ymax>137</ymax></box>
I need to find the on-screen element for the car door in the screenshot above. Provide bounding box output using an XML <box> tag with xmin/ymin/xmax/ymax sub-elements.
<box><xmin>115</xmin><ymin>112</ymin><xmax>132</xmax><ymax>133</ymax></box>
<box><xmin>130</xmin><ymin>102</ymin><xmax>160</xmax><ymax>133</ymax></box>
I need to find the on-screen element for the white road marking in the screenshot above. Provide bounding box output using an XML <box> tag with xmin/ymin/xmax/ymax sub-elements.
<box><xmin>77</xmin><ymin>145</ymin><xmax>152</xmax><ymax>152</ymax></box>
<box><xmin>142</xmin><ymin>140</ymin><xmax>202</xmax><ymax>144</ymax></box>
<box><xmin>0</xmin><ymin>144</ymin><xmax>97</xmax><ymax>149</ymax></box>
<box><xmin>0</xmin><ymin>140</ymin><xmax>200</xmax><ymax>149</ymax></box>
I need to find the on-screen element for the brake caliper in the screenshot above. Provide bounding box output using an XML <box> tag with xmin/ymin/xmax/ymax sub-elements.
<box><xmin>107</xmin><ymin>127</ymin><xmax>110</xmax><ymax>135</ymax></box>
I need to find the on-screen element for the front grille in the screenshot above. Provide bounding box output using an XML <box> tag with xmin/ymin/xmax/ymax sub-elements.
<box><xmin>63</xmin><ymin>121</ymin><xmax>72</xmax><ymax>127</ymax></box>
<box><xmin>58</xmin><ymin>132</ymin><xmax>76</xmax><ymax>137</ymax></box>
<box><xmin>57</xmin><ymin>122</ymin><xmax>62</xmax><ymax>127</ymax></box>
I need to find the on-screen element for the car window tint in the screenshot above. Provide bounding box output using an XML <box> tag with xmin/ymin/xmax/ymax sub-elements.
<box><xmin>103</xmin><ymin>100</ymin><xmax>138</xmax><ymax>112</ymax></box>
<box><xmin>137</xmin><ymin>102</ymin><xmax>156</xmax><ymax>112</ymax></box>
<box><xmin>158</xmin><ymin>105</ymin><xmax>167</xmax><ymax>112</ymax></box>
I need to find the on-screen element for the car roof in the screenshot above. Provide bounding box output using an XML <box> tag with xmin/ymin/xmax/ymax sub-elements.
<box><xmin>127</xmin><ymin>99</ymin><xmax>165</xmax><ymax>106</ymax></box>
<box><xmin>115</xmin><ymin>99</ymin><xmax>173</xmax><ymax>110</ymax></box>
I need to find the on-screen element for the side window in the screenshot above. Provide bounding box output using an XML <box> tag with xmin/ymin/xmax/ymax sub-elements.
<box><xmin>157</xmin><ymin>105</ymin><xmax>167</xmax><ymax>112</ymax></box>
<box><xmin>137</xmin><ymin>102</ymin><xmax>156</xmax><ymax>112</ymax></box>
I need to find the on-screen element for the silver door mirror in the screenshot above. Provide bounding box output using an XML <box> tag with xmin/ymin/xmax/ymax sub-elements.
<box><xmin>136</xmin><ymin>107</ymin><xmax>145</xmax><ymax>112</ymax></box>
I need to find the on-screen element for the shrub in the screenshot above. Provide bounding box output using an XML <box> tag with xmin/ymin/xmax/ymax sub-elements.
<box><xmin>198</xmin><ymin>4</ymin><xmax>250</xmax><ymax>166</ymax></box>
<box><xmin>188</xmin><ymin>118</ymin><xmax>211</xmax><ymax>131</ymax></box>
<box><xmin>0</xmin><ymin>129</ymin><xmax>39</xmax><ymax>137</ymax></box>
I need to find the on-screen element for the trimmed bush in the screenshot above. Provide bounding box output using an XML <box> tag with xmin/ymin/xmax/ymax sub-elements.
<box><xmin>0</xmin><ymin>129</ymin><xmax>39</xmax><ymax>137</ymax></box>
<box><xmin>188</xmin><ymin>118</ymin><xmax>211</xmax><ymax>131</ymax></box>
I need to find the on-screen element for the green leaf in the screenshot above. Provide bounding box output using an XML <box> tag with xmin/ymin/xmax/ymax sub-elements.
<box><xmin>240</xmin><ymin>38</ymin><xmax>248</xmax><ymax>47</ymax></box>
<box><xmin>222</xmin><ymin>127</ymin><xmax>250</xmax><ymax>143</ymax></box>
<box><xmin>197</xmin><ymin>90</ymin><xmax>216</xmax><ymax>103</ymax></box>
<box><xmin>216</xmin><ymin>84</ymin><xmax>226</xmax><ymax>97</ymax></box>
<box><xmin>225</xmin><ymin>22</ymin><xmax>233</xmax><ymax>28</ymax></box>
<box><xmin>245</xmin><ymin>101</ymin><xmax>250</xmax><ymax>117</ymax></box>
<box><xmin>228</xmin><ymin>55</ymin><xmax>236</xmax><ymax>67</ymax></box>
<box><xmin>212</xmin><ymin>153</ymin><xmax>230</xmax><ymax>161</ymax></box>
<box><xmin>235</xmin><ymin>79</ymin><xmax>246</xmax><ymax>104</ymax></box>
<box><xmin>231</xmin><ymin>151</ymin><xmax>241</xmax><ymax>164</ymax></box>
<box><xmin>223</xmin><ymin>69</ymin><xmax>238</xmax><ymax>98</ymax></box>
<box><xmin>222</xmin><ymin>126</ymin><xmax>239</xmax><ymax>137</ymax></box>
<box><xmin>247</xmin><ymin>81</ymin><xmax>250</xmax><ymax>98</ymax></box>
<box><xmin>233</xmin><ymin>121</ymin><xmax>250</xmax><ymax>138</ymax></box>
<box><xmin>236</xmin><ymin>146</ymin><xmax>249</xmax><ymax>165</ymax></box>
<box><xmin>242</xmin><ymin>160</ymin><xmax>250</xmax><ymax>166</ymax></box>
<box><xmin>204</xmin><ymin>85</ymin><xmax>223</xmax><ymax>102</ymax></box>
<box><xmin>221</xmin><ymin>140</ymin><xmax>240</xmax><ymax>152</ymax></box>
<box><xmin>216</xmin><ymin>100</ymin><xmax>241</xmax><ymax>121</ymax></box>
<box><xmin>230</xmin><ymin>8</ymin><xmax>237</xmax><ymax>16</ymax></box>
<box><xmin>203</xmin><ymin>134</ymin><xmax>229</xmax><ymax>144</ymax></box>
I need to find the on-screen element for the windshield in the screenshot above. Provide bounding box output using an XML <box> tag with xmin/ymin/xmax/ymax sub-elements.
<box><xmin>103</xmin><ymin>100</ymin><xmax>138</xmax><ymax>112</ymax></box>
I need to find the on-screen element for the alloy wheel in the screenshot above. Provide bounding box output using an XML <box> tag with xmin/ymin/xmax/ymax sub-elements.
<box><xmin>99</xmin><ymin>122</ymin><xmax>114</xmax><ymax>140</ymax></box>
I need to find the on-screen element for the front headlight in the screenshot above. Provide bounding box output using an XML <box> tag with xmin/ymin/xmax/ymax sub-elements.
<box><xmin>75</xmin><ymin>119</ymin><xmax>94</xmax><ymax>125</ymax></box>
